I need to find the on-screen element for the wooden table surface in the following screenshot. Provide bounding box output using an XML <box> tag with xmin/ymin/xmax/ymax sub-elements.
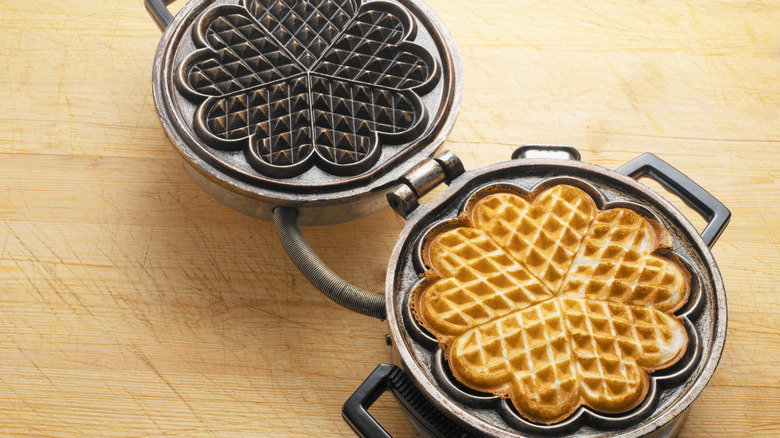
<box><xmin>1</xmin><ymin>0</ymin><xmax>778</xmax><ymax>436</ymax></box>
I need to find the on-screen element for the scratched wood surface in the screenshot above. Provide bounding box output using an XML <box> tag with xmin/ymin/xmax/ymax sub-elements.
<box><xmin>1</xmin><ymin>0</ymin><xmax>778</xmax><ymax>436</ymax></box>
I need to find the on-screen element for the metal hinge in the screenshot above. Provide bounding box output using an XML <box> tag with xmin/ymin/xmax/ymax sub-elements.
<box><xmin>387</xmin><ymin>150</ymin><xmax>465</xmax><ymax>219</ymax></box>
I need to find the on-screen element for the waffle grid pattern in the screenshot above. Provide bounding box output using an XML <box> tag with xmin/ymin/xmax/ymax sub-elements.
<box><xmin>562</xmin><ymin>209</ymin><xmax>687</xmax><ymax>312</ymax></box>
<box><xmin>453</xmin><ymin>299</ymin><xmax>578</xmax><ymax>411</ymax></box>
<box><xmin>177</xmin><ymin>0</ymin><xmax>438</xmax><ymax>178</ymax></box>
<box><xmin>315</xmin><ymin>10</ymin><xmax>430</xmax><ymax>88</ymax></box>
<box><xmin>413</xmin><ymin>185</ymin><xmax>690</xmax><ymax>424</ymax></box>
<box><xmin>310</xmin><ymin>75</ymin><xmax>416</xmax><ymax>164</ymax></box>
<box><xmin>472</xmin><ymin>188</ymin><xmax>597</xmax><ymax>292</ymax></box>
<box><xmin>247</xmin><ymin>0</ymin><xmax>355</xmax><ymax>68</ymax></box>
<box><xmin>189</xmin><ymin>13</ymin><xmax>302</xmax><ymax>95</ymax></box>
<box><xmin>423</xmin><ymin>227</ymin><xmax>553</xmax><ymax>334</ymax></box>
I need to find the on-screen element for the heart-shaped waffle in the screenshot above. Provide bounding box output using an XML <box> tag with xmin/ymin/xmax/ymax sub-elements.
<box><xmin>411</xmin><ymin>184</ymin><xmax>690</xmax><ymax>424</ymax></box>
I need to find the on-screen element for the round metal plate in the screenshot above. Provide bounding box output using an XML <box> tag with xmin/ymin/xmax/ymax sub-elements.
<box><xmin>386</xmin><ymin>159</ymin><xmax>727</xmax><ymax>437</ymax></box>
<box><xmin>152</xmin><ymin>0</ymin><xmax>462</xmax><ymax>224</ymax></box>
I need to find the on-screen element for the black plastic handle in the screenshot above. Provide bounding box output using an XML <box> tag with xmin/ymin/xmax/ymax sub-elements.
<box><xmin>616</xmin><ymin>153</ymin><xmax>731</xmax><ymax>248</ymax></box>
<box><xmin>343</xmin><ymin>364</ymin><xmax>471</xmax><ymax>438</ymax></box>
<box><xmin>145</xmin><ymin>0</ymin><xmax>175</xmax><ymax>31</ymax></box>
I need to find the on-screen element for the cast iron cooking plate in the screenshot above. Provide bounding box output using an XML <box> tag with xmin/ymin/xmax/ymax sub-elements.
<box><xmin>148</xmin><ymin>0</ymin><xmax>462</xmax><ymax>224</ymax></box>
<box><xmin>343</xmin><ymin>149</ymin><xmax>729</xmax><ymax>438</ymax></box>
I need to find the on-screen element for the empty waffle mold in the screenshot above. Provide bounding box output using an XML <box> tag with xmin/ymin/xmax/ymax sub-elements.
<box><xmin>173</xmin><ymin>0</ymin><xmax>440</xmax><ymax>180</ymax></box>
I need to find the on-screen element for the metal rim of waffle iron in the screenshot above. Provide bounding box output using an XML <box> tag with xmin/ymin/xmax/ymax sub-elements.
<box><xmin>383</xmin><ymin>156</ymin><xmax>727</xmax><ymax>437</ymax></box>
<box><xmin>150</xmin><ymin>0</ymin><xmax>462</xmax><ymax>225</ymax></box>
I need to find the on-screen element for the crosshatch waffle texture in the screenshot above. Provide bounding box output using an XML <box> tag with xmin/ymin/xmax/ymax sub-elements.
<box><xmin>411</xmin><ymin>184</ymin><xmax>691</xmax><ymax>425</ymax></box>
<box><xmin>177</xmin><ymin>0</ymin><xmax>437</xmax><ymax>178</ymax></box>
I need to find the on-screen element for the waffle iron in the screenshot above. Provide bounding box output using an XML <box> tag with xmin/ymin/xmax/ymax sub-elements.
<box><xmin>147</xmin><ymin>0</ymin><xmax>461</xmax><ymax>228</ymax></box>
<box><xmin>144</xmin><ymin>1</ymin><xmax>731</xmax><ymax>436</ymax></box>
<box><xmin>344</xmin><ymin>147</ymin><xmax>730</xmax><ymax>438</ymax></box>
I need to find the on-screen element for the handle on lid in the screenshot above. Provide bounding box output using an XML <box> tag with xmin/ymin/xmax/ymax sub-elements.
<box><xmin>617</xmin><ymin>153</ymin><xmax>731</xmax><ymax>248</ymax></box>
<box><xmin>274</xmin><ymin>150</ymin><xmax>462</xmax><ymax>318</ymax></box>
<box><xmin>145</xmin><ymin>0</ymin><xmax>175</xmax><ymax>31</ymax></box>
<box><xmin>274</xmin><ymin>207</ymin><xmax>386</xmax><ymax>320</ymax></box>
<box><xmin>343</xmin><ymin>364</ymin><xmax>471</xmax><ymax>438</ymax></box>
<box><xmin>512</xmin><ymin>144</ymin><xmax>581</xmax><ymax>161</ymax></box>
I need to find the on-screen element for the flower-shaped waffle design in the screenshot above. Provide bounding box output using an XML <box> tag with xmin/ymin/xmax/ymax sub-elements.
<box><xmin>177</xmin><ymin>0</ymin><xmax>438</xmax><ymax>178</ymax></box>
<box><xmin>411</xmin><ymin>185</ymin><xmax>691</xmax><ymax>424</ymax></box>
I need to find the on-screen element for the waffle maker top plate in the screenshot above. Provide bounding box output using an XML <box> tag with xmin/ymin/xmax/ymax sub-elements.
<box><xmin>149</xmin><ymin>0</ymin><xmax>462</xmax><ymax>225</ymax></box>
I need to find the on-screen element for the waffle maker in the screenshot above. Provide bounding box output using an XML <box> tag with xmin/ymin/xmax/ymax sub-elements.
<box><xmin>144</xmin><ymin>1</ymin><xmax>731</xmax><ymax>437</ymax></box>
<box><xmin>342</xmin><ymin>147</ymin><xmax>730</xmax><ymax>438</ymax></box>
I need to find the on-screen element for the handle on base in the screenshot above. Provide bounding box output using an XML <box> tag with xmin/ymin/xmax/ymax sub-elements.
<box><xmin>343</xmin><ymin>364</ymin><xmax>471</xmax><ymax>438</ymax></box>
<box><xmin>512</xmin><ymin>144</ymin><xmax>581</xmax><ymax>161</ymax></box>
<box><xmin>617</xmin><ymin>153</ymin><xmax>730</xmax><ymax>248</ymax></box>
<box><xmin>274</xmin><ymin>207</ymin><xmax>386</xmax><ymax>320</ymax></box>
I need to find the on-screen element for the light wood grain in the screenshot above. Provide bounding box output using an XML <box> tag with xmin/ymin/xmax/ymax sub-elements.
<box><xmin>1</xmin><ymin>0</ymin><xmax>778</xmax><ymax>436</ymax></box>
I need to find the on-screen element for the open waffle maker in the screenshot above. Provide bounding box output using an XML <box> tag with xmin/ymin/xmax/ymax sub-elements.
<box><xmin>145</xmin><ymin>1</ymin><xmax>731</xmax><ymax>437</ymax></box>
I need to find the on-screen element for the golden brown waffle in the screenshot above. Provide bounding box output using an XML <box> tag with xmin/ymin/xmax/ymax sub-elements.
<box><xmin>412</xmin><ymin>184</ymin><xmax>690</xmax><ymax>424</ymax></box>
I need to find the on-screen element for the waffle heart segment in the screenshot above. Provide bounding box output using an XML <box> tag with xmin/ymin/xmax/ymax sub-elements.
<box><xmin>560</xmin><ymin>208</ymin><xmax>689</xmax><ymax>313</ymax></box>
<box><xmin>560</xmin><ymin>297</ymin><xmax>686</xmax><ymax>391</ymax></box>
<box><xmin>309</xmin><ymin>75</ymin><xmax>422</xmax><ymax>172</ymax></box>
<box><xmin>176</xmin><ymin>0</ymin><xmax>438</xmax><ymax>178</ymax></box>
<box><xmin>183</xmin><ymin>8</ymin><xmax>303</xmax><ymax>96</ymax></box>
<box><xmin>195</xmin><ymin>76</ymin><xmax>313</xmax><ymax>158</ymax></box>
<box><xmin>412</xmin><ymin>184</ymin><xmax>691</xmax><ymax>424</ymax></box>
<box><xmin>314</xmin><ymin>4</ymin><xmax>436</xmax><ymax>90</ymax></box>
<box><xmin>418</xmin><ymin>226</ymin><xmax>553</xmax><ymax>336</ymax></box>
<box><xmin>471</xmin><ymin>186</ymin><xmax>598</xmax><ymax>292</ymax></box>
<box><xmin>448</xmin><ymin>299</ymin><xmax>581</xmax><ymax>424</ymax></box>
<box><xmin>245</xmin><ymin>0</ymin><xmax>357</xmax><ymax>68</ymax></box>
